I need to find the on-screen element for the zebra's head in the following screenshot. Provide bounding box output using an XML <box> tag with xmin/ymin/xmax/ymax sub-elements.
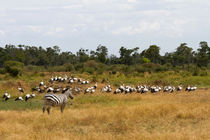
<box><xmin>65</xmin><ymin>89</ymin><xmax>74</xmax><ymax>99</ymax></box>
<box><xmin>69</xmin><ymin>92</ymin><xmax>74</xmax><ymax>99</ymax></box>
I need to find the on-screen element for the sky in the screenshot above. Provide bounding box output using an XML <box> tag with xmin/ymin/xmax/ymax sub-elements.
<box><xmin>0</xmin><ymin>0</ymin><xmax>210</xmax><ymax>55</ymax></box>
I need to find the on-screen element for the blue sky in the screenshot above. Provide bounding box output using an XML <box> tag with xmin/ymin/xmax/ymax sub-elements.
<box><xmin>0</xmin><ymin>0</ymin><xmax>210</xmax><ymax>55</ymax></box>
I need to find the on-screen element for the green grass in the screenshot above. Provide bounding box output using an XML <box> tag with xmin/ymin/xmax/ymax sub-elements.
<box><xmin>0</xmin><ymin>94</ymin><xmax>142</xmax><ymax>111</ymax></box>
<box><xmin>72</xmin><ymin>94</ymin><xmax>143</xmax><ymax>109</ymax></box>
<box><xmin>0</xmin><ymin>99</ymin><xmax>43</xmax><ymax>110</ymax></box>
<box><xmin>0</xmin><ymin>70</ymin><xmax>210</xmax><ymax>111</ymax></box>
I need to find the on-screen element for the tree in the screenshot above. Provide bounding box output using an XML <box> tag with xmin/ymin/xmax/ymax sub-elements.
<box><xmin>77</xmin><ymin>48</ymin><xmax>89</xmax><ymax>63</ymax></box>
<box><xmin>173</xmin><ymin>43</ymin><xmax>193</xmax><ymax>68</ymax></box>
<box><xmin>119</xmin><ymin>47</ymin><xmax>139</xmax><ymax>65</ymax></box>
<box><xmin>96</xmin><ymin>45</ymin><xmax>108</xmax><ymax>63</ymax></box>
<box><xmin>196</xmin><ymin>41</ymin><xmax>210</xmax><ymax>67</ymax></box>
<box><xmin>141</xmin><ymin>45</ymin><xmax>160</xmax><ymax>64</ymax></box>
<box><xmin>4</xmin><ymin>61</ymin><xmax>24</xmax><ymax>76</ymax></box>
<box><xmin>142</xmin><ymin>57</ymin><xmax>150</xmax><ymax>63</ymax></box>
<box><xmin>36</xmin><ymin>47</ymin><xmax>49</xmax><ymax>66</ymax></box>
<box><xmin>108</xmin><ymin>54</ymin><xmax>119</xmax><ymax>64</ymax></box>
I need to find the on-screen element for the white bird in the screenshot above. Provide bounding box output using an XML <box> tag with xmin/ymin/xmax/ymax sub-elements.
<box><xmin>91</xmin><ymin>89</ymin><xmax>95</xmax><ymax>93</ymax></box>
<box><xmin>47</xmin><ymin>87</ymin><xmax>54</xmax><ymax>93</ymax></box>
<box><xmin>94</xmin><ymin>83</ymin><xmax>97</xmax><ymax>89</ymax></box>
<box><xmin>5</xmin><ymin>94</ymin><xmax>10</xmax><ymax>101</ymax></box>
<box><xmin>15</xmin><ymin>96</ymin><xmax>24</xmax><ymax>101</ymax></box>
<box><xmin>3</xmin><ymin>92</ymin><xmax>8</xmax><ymax>98</ymax></box>
<box><xmin>39</xmin><ymin>80</ymin><xmax>44</xmax><ymax>86</ymax></box>
<box><xmin>81</xmin><ymin>81</ymin><xmax>86</xmax><ymax>84</ymax></box>
<box><xmin>31</xmin><ymin>93</ymin><xmax>36</xmax><ymax>98</ymax></box>
<box><xmin>25</xmin><ymin>94</ymin><xmax>31</xmax><ymax>101</ymax></box>
<box><xmin>69</xmin><ymin>79</ymin><xmax>74</xmax><ymax>83</ymax></box>
<box><xmin>18</xmin><ymin>87</ymin><xmax>24</xmax><ymax>93</ymax></box>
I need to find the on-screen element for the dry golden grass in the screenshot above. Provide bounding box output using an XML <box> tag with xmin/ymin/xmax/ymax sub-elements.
<box><xmin>0</xmin><ymin>89</ymin><xmax>210</xmax><ymax>140</ymax></box>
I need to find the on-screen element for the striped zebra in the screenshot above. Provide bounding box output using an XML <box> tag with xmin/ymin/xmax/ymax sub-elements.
<box><xmin>43</xmin><ymin>89</ymin><xmax>74</xmax><ymax>114</ymax></box>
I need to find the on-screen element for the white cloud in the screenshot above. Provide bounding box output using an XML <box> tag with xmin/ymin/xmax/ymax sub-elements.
<box><xmin>127</xmin><ymin>0</ymin><xmax>138</xmax><ymax>3</ymax></box>
<box><xmin>44</xmin><ymin>27</ymin><xmax>64</xmax><ymax>36</ymax></box>
<box><xmin>142</xmin><ymin>10</ymin><xmax>170</xmax><ymax>16</ymax></box>
<box><xmin>55</xmin><ymin>27</ymin><xmax>64</xmax><ymax>32</ymax></box>
<box><xmin>0</xmin><ymin>0</ymin><xmax>210</xmax><ymax>53</ymax></box>
<box><xmin>112</xmin><ymin>21</ymin><xmax>160</xmax><ymax>35</ymax></box>
<box><xmin>0</xmin><ymin>30</ymin><xmax>5</xmax><ymax>36</ymax></box>
<box><xmin>26</xmin><ymin>26</ymin><xmax>43</xmax><ymax>33</ymax></box>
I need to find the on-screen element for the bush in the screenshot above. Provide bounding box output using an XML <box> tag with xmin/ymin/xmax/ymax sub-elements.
<box><xmin>200</xmin><ymin>70</ymin><xmax>208</xmax><ymax>76</ymax></box>
<box><xmin>192</xmin><ymin>68</ymin><xmax>200</xmax><ymax>76</ymax></box>
<box><xmin>0</xmin><ymin>68</ymin><xmax>6</xmax><ymax>74</ymax></box>
<box><xmin>64</xmin><ymin>63</ymin><xmax>75</xmax><ymax>72</ymax></box>
<box><xmin>84</xmin><ymin>60</ymin><xmax>98</xmax><ymax>70</ymax></box>
<box><xmin>112</xmin><ymin>71</ymin><xmax>117</xmax><ymax>74</ymax></box>
<box><xmin>96</xmin><ymin>63</ymin><xmax>107</xmax><ymax>75</ymax></box>
<box><xmin>4</xmin><ymin>61</ymin><xmax>24</xmax><ymax>77</ymax></box>
<box><xmin>49</xmin><ymin>66</ymin><xmax>66</xmax><ymax>72</ymax></box>
<box><xmin>74</xmin><ymin>63</ymin><xmax>84</xmax><ymax>71</ymax></box>
<box><xmin>83</xmin><ymin>67</ymin><xmax>95</xmax><ymax>74</ymax></box>
<box><xmin>25</xmin><ymin>65</ymin><xmax>45</xmax><ymax>72</ymax></box>
<box><xmin>135</xmin><ymin>65</ymin><xmax>147</xmax><ymax>73</ymax></box>
<box><xmin>142</xmin><ymin>57</ymin><xmax>151</xmax><ymax>63</ymax></box>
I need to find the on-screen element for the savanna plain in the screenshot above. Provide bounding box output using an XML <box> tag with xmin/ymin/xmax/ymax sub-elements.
<box><xmin>0</xmin><ymin>72</ymin><xmax>210</xmax><ymax>140</ymax></box>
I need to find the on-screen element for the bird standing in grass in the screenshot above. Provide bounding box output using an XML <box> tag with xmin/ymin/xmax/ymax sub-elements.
<box><xmin>3</xmin><ymin>92</ymin><xmax>8</xmax><ymax>98</ymax></box>
<box><xmin>31</xmin><ymin>93</ymin><xmax>36</xmax><ymax>98</ymax></box>
<box><xmin>39</xmin><ymin>80</ymin><xmax>44</xmax><ymax>86</ymax></box>
<box><xmin>18</xmin><ymin>87</ymin><xmax>24</xmax><ymax>93</ymax></box>
<box><xmin>3</xmin><ymin>93</ymin><xmax>10</xmax><ymax>101</ymax></box>
<box><xmin>25</xmin><ymin>94</ymin><xmax>31</xmax><ymax>101</ymax></box>
<box><xmin>15</xmin><ymin>96</ymin><xmax>24</xmax><ymax>101</ymax></box>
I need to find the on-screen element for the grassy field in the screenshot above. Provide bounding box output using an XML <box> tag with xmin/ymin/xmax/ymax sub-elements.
<box><xmin>0</xmin><ymin>71</ymin><xmax>209</xmax><ymax>139</ymax></box>
<box><xmin>0</xmin><ymin>89</ymin><xmax>209</xmax><ymax>140</ymax></box>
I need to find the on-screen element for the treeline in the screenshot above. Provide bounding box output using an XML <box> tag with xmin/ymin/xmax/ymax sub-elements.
<box><xmin>0</xmin><ymin>42</ymin><xmax>210</xmax><ymax>75</ymax></box>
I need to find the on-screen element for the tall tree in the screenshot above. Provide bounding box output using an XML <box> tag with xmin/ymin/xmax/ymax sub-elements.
<box><xmin>141</xmin><ymin>45</ymin><xmax>160</xmax><ymax>64</ymax></box>
<box><xmin>119</xmin><ymin>47</ymin><xmax>139</xmax><ymax>65</ymax></box>
<box><xmin>77</xmin><ymin>48</ymin><xmax>89</xmax><ymax>63</ymax></box>
<box><xmin>174</xmin><ymin>43</ymin><xmax>193</xmax><ymax>68</ymax></box>
<box><xmin>196</xmin><ymin>41</ymin><xmax>209</xmax><ymax>67</ymax></box>
<box><xmin>96</xmin><ymin>45</ymin><xmax>108</xmax><ymax>63</ymax></box>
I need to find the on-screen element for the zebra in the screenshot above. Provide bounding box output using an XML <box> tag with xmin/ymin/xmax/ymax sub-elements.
<box><xmin>43</xmin><ymin>89</ymin><xmax>74</xmax><ymax>114</ymax></box>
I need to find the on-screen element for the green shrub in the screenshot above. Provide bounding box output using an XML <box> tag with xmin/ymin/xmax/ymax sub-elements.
<box><xmin>192</xmin><ymin>68</ymin><xmax>200</xmax><ymax>76</ymax></box>
<box><xmin>135</xmin><ymin>65</ymin><xmax>147</xmax><ymax>73</ymax></box>
<box><xmin>0</xmin><ymin>68</ymin><xmax>6</xmax><ymax>74</ymax></box>
<box><xmin>39</xmin><ymin>73</ymin><xmax>45</xmax><ymax>77</ymax></box>
<box><xmin>26</xmin><ymin>65</ymin><xmax>45</xmax><ymax>72</ymax></box>
<box><xmin>49</xmin><ymin>66</ymin><xmax>66</xmax><ymax>72</ymax></box>
<box><xmin>142</xmin><ymin>57</ymin><xmax>150</xmax><ymax>63</ymax></box>
<box><xmin>200</xmin><ymin>70</ymin><xmax>208</xmax><ymax>76</ymax></box>
<box><xmin>4</xmin><ymin>61</ymin><xmax>24</xmax><ymax>77</ymax></box>
<box><xmin>74</xmin><ymin>63</ymin><xmax>84</xmax><ymax>71</ymax></box>
<box><xmin>96</xmin><ymin>63</ymin><xmax>106</xmax><ymax>75</ymax></box>
<box><xmin>83</xmin><ymin>67</ymin><xmax>94</xmax><ymax>74</ymax></box>
<box><xmin>112</xmin><ymin>71</ymin><xmax>117</xmax><ymax>74</ymax></box>
<box><xmin>84</xmin><ymin>60</ymin><xmax>98</xmax><ymax>70</ymax></box>
<box><xmin>64</xmin><ymin>63</ymin><xmax>75</xmax><ymax>72</ymax></box>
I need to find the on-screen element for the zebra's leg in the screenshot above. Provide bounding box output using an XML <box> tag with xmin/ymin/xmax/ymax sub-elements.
<box><xmin>47</xmin><ymin>106</ymin><xmax>51</xmax><ymax>115</ymax></box>
<box><xmin>43</xmin><ymin>107</ymin><xmax>45</xmax><ymax>113</ymax></box>
<box><xmin>61</xmin><ymin>104</ymin><xmax>66</xmax><ymax>113</ymax></box>
<box><xmin>43</xmin><ymin>105</ymin><xmax>46</xmax><ymax>113</ymax></box>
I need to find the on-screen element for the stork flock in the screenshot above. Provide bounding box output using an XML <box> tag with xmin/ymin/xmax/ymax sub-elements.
<box><xmin>111</xmin><ymin>85</ymin><xmax>197</xmax><ymax>94</ymax></box>
<box><xmin>2</xmin><ymin>87</ymin><xmax>35</xmax><ymax>102</ymax></box>
<box><xmin>1</xmin><ymin>74</ymin><xmax>198</xmax><ymax>102</ymax></box>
